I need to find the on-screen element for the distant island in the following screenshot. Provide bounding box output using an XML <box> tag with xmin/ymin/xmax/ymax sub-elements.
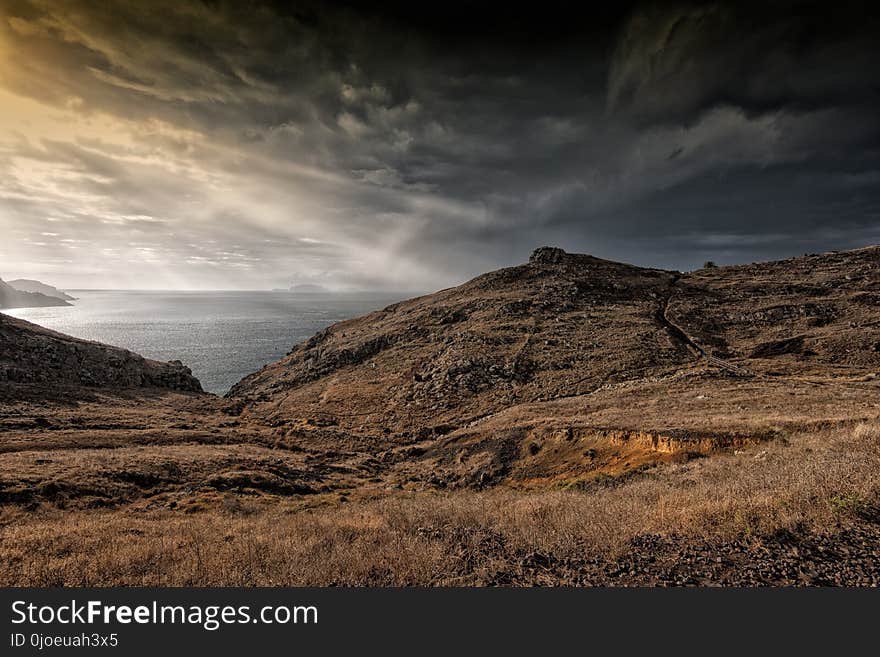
<box><xmin>269</xmin><ymin>283</ymin><xmax>330</xmax><ymax>293</ymax></box>
<box><xmin>289</xmin><ymin>283</ymin><xmax>329</xmax><ymax>293</ymax></box>
<box><xmin>0</xmin><ymin>277</ymin><xmax>72</xmax><ymax>310</ymax></box>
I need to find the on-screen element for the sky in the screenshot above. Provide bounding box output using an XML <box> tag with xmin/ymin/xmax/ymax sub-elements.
<box><xmin>1</xmin><ymin>0</ymin><xmax>879</xmax><ymax>290</ymax></box>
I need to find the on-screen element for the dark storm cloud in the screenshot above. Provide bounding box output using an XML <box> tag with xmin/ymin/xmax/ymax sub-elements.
<box><xmin>1</xmin><ymin>0</ymin><xmax>878</xmax><ymax>288</ymax></box>
<box><xmin>608</xmin><ymin>1</ymin><xmax>880</xmax><ymax>123</ymax></box>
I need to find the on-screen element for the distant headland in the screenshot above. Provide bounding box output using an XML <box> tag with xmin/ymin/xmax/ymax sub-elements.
<box><xmin>0</xmin><ymin>277</ymin><xmax>73</xmax><ymax>310</ymax></box>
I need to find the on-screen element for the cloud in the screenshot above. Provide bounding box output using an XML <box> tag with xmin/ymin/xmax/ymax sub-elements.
<box><xmin>607</xmin><ymin>2</ymin><xmax>880</xmax><ymax>124</ymax></box>
<box><xmin>0</xmin><ymin>1</ymin><xmax>878</xmax><ymax>289</ymax></box>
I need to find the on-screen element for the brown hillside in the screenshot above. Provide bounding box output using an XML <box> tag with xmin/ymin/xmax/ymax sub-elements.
<box><xmin>225</xmin><ymin>246</ymin><xmax>880</xmax><ymax>488</ymax></box>
<box><xmin>229</xmin><ymin>247</ymin><xmax>690</xmax><ymax>427</ymax></box>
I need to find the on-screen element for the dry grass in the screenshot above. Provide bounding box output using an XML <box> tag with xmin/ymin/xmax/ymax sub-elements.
<box><xmin>1</xmin><ymin>420</ymin><xmax>878</xmax><ymax>586</ymax></box>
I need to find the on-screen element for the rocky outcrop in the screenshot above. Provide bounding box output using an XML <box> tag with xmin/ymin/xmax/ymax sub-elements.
<box><xmin>529</xmin><ymin>246</ymin><xmax>569</xmax><ymax>265</ymax></box>
<box><xmin>0</xmin><ymin>313</ymin><xmax>202</xmax><ymax>392</ymax></box>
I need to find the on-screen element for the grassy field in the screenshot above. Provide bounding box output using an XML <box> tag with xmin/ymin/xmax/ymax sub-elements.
<box><xmin>2</xmin><ymin>420</ymin><xmax>877</xmax><ymax>586</ymax></box>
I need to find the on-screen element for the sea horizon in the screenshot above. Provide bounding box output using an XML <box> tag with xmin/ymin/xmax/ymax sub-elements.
<box><xmin>55</xmin><ymin>287</ymin><xmax>427</xmax><ymax>294</ymax></box>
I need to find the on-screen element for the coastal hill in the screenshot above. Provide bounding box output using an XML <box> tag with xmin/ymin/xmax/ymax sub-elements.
<box><xmin>0</xmin><ymin>312</ymin><xmax>202</xmax><ymax>391</ymax></box>
<box><xmin>7</xmin><ymin>278</ymin><xmax>76</xmax><ymax>301</ymax></box>
<box><xmin>0</xmin><ymin>277</ymin><xmax>72</xmax><ymax>309</ymax></box>
<box><xmin>226</xmin><ymin>245</ymin><xmax>879</xmax><ymax>489</ymax></box>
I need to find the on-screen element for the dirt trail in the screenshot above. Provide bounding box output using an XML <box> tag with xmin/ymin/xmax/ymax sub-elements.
<box><xmin>658</xmin><ymin>276</ymin><xmax>754</xmax><ymax>377</ymax></box>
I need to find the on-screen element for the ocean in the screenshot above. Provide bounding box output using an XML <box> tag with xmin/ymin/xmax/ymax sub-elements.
<box><xmin>4</xmin><ymin>290</ymin><xmax>408</xmax><ymax>394</ymax></box>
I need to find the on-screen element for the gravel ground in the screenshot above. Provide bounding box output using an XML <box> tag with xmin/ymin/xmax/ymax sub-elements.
<box><xmin>442</xmin><ymin>521</ymin><xmax>880</xmax><ymax>587</ymax></box>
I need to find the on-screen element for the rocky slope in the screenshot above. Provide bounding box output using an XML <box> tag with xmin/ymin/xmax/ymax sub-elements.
<box><xmin>0</xmin><ymin>313</ymin><xmax>202</xmax><ymax>392</ymax></box>
<box><xmin>0</xmin><ymin>278</ymin><xmax>71</xmax><ymax>309</ymax></box>
<box><xmin>229</xmin><ymin>247</ymin><xmax>690</xmax><ymax>427</ymax></box>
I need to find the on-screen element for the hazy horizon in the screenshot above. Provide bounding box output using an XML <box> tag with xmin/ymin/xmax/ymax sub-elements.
<box><xmin>5</xmin><ymin>240</ymin><xmax>880</xmax><ymax>294</ymax></box>
<box><xmin>2</xmin><ymin>2</ymin><xmax>879</xmax><ymax>289</ymax></box>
